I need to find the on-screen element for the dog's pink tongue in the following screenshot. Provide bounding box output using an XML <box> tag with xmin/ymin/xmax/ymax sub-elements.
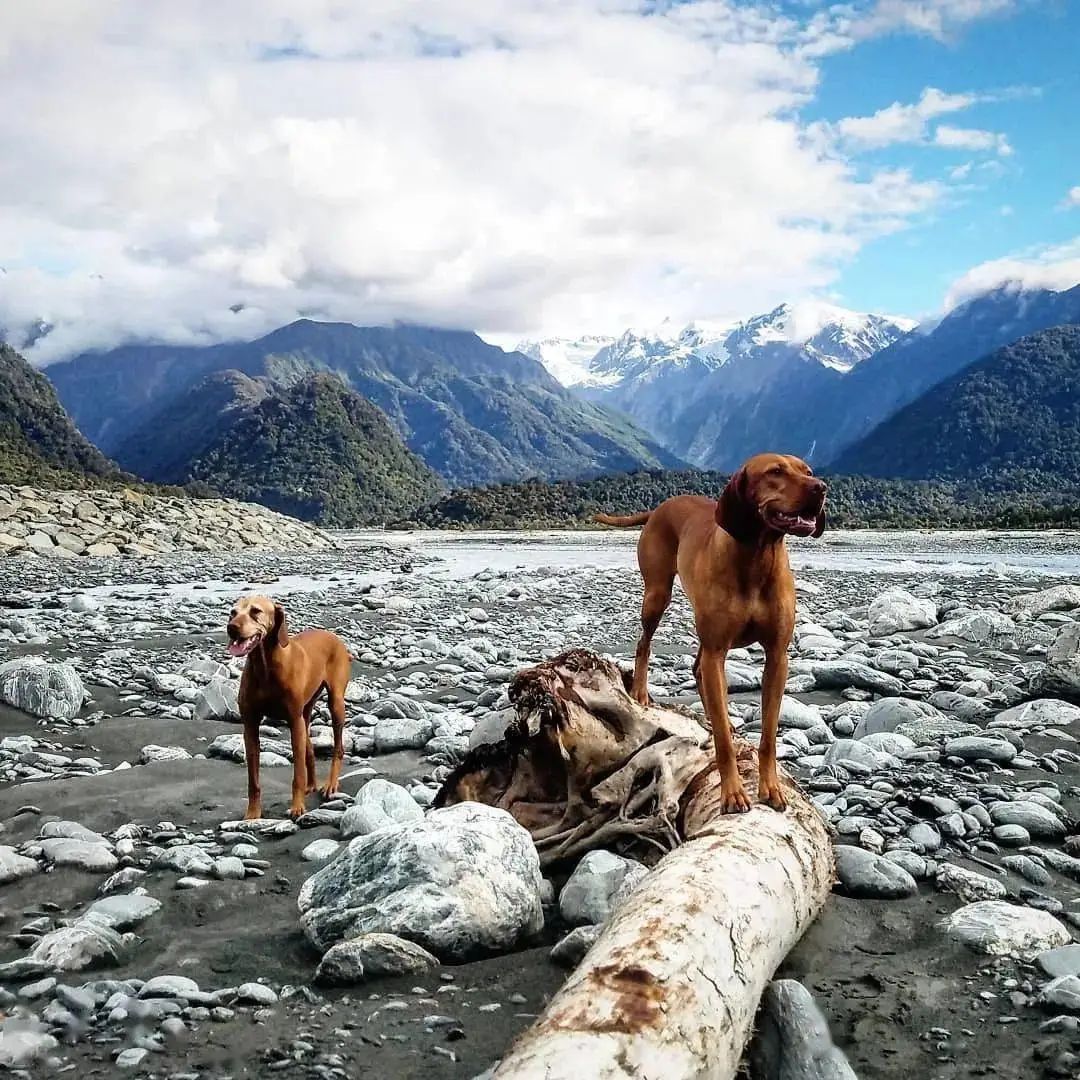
<box><xmin>227</xmin><ymin>640</ymin><xmax>248</xmax><ymax>657</ymax></box>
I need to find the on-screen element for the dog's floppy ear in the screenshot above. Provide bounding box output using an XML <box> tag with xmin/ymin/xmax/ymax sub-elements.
<box><xmin>271</xmin><ymin>603</ymin><xmax>290</xmax><ymax>648</ymax></box>
<box><xmin>716</xmin><ymin>467</ymin><xmax>758</xmax><ymax>543</ymax></box>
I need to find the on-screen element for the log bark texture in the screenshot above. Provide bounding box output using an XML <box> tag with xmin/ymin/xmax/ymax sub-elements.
<box><xmin>436</xmin><ymin>650</ymin><xmax>834</xmax><ymax>1080</ymax></box>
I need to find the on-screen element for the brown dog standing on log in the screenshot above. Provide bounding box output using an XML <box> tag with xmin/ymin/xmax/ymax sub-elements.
<box><xmin>594</xmin><ymin>453</ymin><xmax>827</xmax><ymax>814</ymax></box>
<box><xmin>226</xmin><ymin>595</ymin><xmax>351</xmax><ymax>821</ymax></box>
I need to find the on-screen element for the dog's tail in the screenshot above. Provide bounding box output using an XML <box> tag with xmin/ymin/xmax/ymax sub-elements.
<box><xmin>592</xmin><ymin>511</ymin><xmax>652</xmax><ymax>528</ymax></box>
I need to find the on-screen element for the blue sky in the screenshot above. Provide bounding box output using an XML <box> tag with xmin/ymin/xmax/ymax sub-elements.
<box><xmin>805</xmin><ymin>1</ymin><xmax>1080</xmax><ymax>316</ymax></box>
<box><xmin>0</xmin><ymin>1</ymin><xmax>1078</xmax><ymax>360</ymax></box>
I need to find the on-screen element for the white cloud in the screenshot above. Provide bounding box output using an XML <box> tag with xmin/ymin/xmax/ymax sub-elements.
<box><xmin>0</xmin><ymin>2</ymin><xmax>1008</xmax><ymax>361</ymax></box>
<box><xmin>830</xmin><ymin>87</ymin><xmax>976</xmax><ymax>147</ymax></box>
<box><xmin>944</xmin><ymin>239</ymin><xmax>1080</xmax><ymax>310</ymax></box>
<box><xmin>818</xmin><ymin>87</ymin><xmax>1011</xmax><ymax>155</ymax></box>
<box><xmin>1061</xmin><ymin>186</ymin><xmax>1080</xmax><ymax>209</ymax></box>
<box><xmin>848</xmin><ymin>0</ymin><xmax>1018</xmax><ymax>40</ymax></box>
<box><xmin>933</xmin><ymin>124</ymin><xmax>1012</xmax><ymax>155</ymax></box>
<box><xmin>801</xmin><ymin>0</ymin><xmax>1021</xmax><ymax>55</ymax></box>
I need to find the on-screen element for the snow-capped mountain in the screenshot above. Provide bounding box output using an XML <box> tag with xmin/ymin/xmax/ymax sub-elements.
<box><xmin>515</xmin><ymin>335</ymin><xmax>617</xmax><ymax>387</ymax></box>
<box><xmin>521</xmin><ymin>302</ymin><xmax>914</xmax><ymax>392</ymax></box>
<box><xmin>723</xmin><ymin>302</ymin><xmax>916</xmax><ymax>373</ymax></box>
<box><xmin>518</xmin><ymin>301</ymin><xmax>915</xmax><ymax>468</ymax></box>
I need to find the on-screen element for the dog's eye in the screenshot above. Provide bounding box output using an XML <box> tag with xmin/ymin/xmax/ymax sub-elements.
<box><xmin>229</xmin><ymin>609</ymin><xmax>237</xmax><ymax>618</ymax></box>
<box><xmin>768</xmin><ymin>465</ymin><xmax>783</xmax><ymax>475</ymax></box>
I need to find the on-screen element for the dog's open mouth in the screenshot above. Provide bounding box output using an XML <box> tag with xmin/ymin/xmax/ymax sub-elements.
<box><xmin>227</xmin><ymin>633</ymin><xmax>262</xmax><ymax>658</ymax></box>
<box><xmin>764</xmin><ymin>507</ymin><xmax>819</xmax><ymax>537</ymax></box>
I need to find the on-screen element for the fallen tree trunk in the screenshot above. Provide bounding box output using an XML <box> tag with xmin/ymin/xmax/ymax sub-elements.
<box><xmin>436</xmin><ymin>650</ymin><xmax>833</xmax><ymax>1080</ymax></box>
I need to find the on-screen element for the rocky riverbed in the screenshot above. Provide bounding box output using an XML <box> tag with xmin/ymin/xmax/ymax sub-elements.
<box><xmin>1</xmin><ymin>529</ymin><xmax>1080</xmax><ymax>1078</ymax></box>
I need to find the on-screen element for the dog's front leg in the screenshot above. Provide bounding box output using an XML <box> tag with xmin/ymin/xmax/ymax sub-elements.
<box><xmin>698</xmin><ymin>645</ymin><xmax>751</xmax><ymax>813</ymax></box>
<box><xmin>241</xmin><ymin>711</ymin><xmax>263</xmax><ymax>821</ymax></box>
<box><xmin>758</xmin><ymin>645</ymin><xmax>789</xmax><ymax>810</ymax></box>
<box><xmin>287</xmin><ymin>711</ymin><xmax>310</xmax><ymax>820</ymax></box>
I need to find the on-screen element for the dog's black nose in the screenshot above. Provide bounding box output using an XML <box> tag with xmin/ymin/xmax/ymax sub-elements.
<box><xmin>226</xmin><ymin>623</ymin><xmax>241</xmax><ymax>641</ymax></box>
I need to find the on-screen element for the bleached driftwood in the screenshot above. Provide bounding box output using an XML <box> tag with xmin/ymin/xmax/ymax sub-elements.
<box><xmin>437</xmin><ymin>650</ymin><xmax>833</xmax><ymax>1080</ymax></box>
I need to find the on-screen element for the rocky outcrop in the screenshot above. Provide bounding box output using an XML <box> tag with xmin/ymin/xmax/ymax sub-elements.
<box><xmin>0</xmin><ymin>485</ymin><xmax>336</xmax><ymax>558</ymax></box>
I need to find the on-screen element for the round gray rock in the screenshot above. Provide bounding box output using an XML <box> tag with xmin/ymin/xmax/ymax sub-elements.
<box><xmin>988</xmin><ymin>801</ymin><xmax>1066</xmax><ymax>840</ymax></box>
<box><xmin>0</xmin><ymin>845</ymin><xmax>41</xmax><ymax>885</ymax></box>
<box><xmin>550</xmin><ymin>925</ymin><xmax>602</xmax><ymax>969</ymax></box>
<box><xmin>1037</xmin><ymin>944</ymin><xmax>1080</xmax><ymax>979</ymax></box>
<box><xmin>834</xmin><ymin>845</ymin><xmax>917</xmax><ymax>899</ymax></box>
<box><xmin>339</xmin><ymin>779</ymin><xmax>424</xmax><ymax>839</ymax></box>
<box><xmin>943</xmin><ymin>736</ymin><xmax>1017</xmax><ymax>764</ymax></box>
<box><xmin>372</xmin><ymin>716</ymin><xmax>434</xmax><ymax>753</ymax></box>
<box><xmin>854</xmin><ymin>698</ymin><xmax>944</xmax><ymax>739</ymax></box>
<box><xmin>558</xmin><ymin>851</ymin><xmax>648</xmax><ymax>926</ymax></box>
<box><xmin>315</xmin><ymin>932</ymin><xmax>439</xmax><ymax>985</ymax></box>
<box><xmin>867</xmin><ymin>588</ymin><xmax>937</xmax><ymax>636</ymax></box>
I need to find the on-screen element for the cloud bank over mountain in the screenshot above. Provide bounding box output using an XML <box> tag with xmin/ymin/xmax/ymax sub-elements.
<box><xmin>0</xmin><ymin>1</ymin><xmax>1033</xmax><ymax>363</ymax></box>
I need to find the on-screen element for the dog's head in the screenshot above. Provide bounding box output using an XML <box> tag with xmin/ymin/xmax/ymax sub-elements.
<box><xmin>226</xmin><ymin>595</ymin><xmax>288</xmax><ymax>657</ymax></box>
<box><xmin>716</xmin><ymin>453</ymin><xmax>827</xmax><ymax>543</ymax></box>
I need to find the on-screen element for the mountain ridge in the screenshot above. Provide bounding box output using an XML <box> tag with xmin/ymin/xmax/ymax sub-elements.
<box><xmin>46</xmin><ymin>320</ymin><xmax>684</xmax><ymax>487</ymax></box>
<box><xmin>0</xmin><ymin>342</ymin><xmax>126</xmax><ymax>487</ymax></box>
<box><xmin>834</xmin><ymin>324</ymin><xmax>1080</xmax><ymax>483</ymax></box>
<box><xmin>177</xmin><ymin>372</ymin><xmax>443</xmax><ymax>526</ymax></box>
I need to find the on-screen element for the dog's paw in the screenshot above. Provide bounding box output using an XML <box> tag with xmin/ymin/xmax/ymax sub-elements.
<box><xmin>758</xmin><ymin>776</ymin><xmax>788</xmax><ymax>812</ymax></box>
<box><xmin>318</xmin><ymin>784</ymin><xmax>340</xmax><ymax>800</ymax></box>
<box><xmin>719</xmin><ymin>782</ymin><xmax>752</xmax><ymax>814</ymax></box>
<box><xmin>287</xmin><ymin>803</ymin><xmax>306</xmax><ymax>821</ymax></box>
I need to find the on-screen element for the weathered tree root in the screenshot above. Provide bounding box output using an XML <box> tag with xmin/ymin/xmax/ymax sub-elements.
<box><xmin>436</xmin><ymin>649</ymin><xmax>716</xmax><ymax>865</ymax></box>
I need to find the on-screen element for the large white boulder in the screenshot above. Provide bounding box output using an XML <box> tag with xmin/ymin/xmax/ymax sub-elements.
<box><xmin>0</xmin><ymin>658</ymin><xmax>85</xmax><ymax>719</ymax></box>
<box><xmin>298</xmin><ymin>803</ymin><xmax>544</xmax><ymax>961</ymax></box>
<box><xmin>941</xmin><ymin>900</ymin><xmax>1071</xmax><ymax>959</ymax></box>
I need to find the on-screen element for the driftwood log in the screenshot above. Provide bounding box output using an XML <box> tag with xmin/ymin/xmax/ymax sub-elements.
<box><xmin>436</xmin><ymin>650</ymin><xmax>834</xmax><ymax>1079</ymax></box>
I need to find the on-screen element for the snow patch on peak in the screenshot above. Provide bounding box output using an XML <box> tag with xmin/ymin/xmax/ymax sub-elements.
<box><xmin>516</xmin><ymin>334</ymin><xmax>616</xmax><ymax>387</ymax></box>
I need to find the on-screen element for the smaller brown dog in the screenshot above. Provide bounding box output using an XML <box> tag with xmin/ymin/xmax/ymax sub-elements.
<box><xmin>226</xmin><ymin>595</ymin><xmax>352</xmax><ymax>821</ymax></box>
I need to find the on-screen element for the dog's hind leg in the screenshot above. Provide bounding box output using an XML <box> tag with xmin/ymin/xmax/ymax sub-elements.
<box><xmin>630</xmin><ymin>517</ymin><xmax>677</xmax><ymax>707</ymax></box>
<box><xmin>631</xmin><ymin>579</ymin><xmax>673</xmax><ymax>707</ymax></box>
<box><xmin>317</xmin><ymin>678</ymin><xmax>347</xmax><ymax>799</ymax></box>
<box><xmin>302</xmin><ymin>697</ymin><xmax>318</xmax><ymax>795</ymax></box>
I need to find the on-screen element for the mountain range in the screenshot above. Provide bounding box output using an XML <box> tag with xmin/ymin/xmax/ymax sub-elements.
<box><xmin>834</xmin><ymin>324</ymin><xmax>1080</xmax><ymax>484</ymax></box>
<box><xmin>46</xmin><ymin>322</ymin><xmax>682</xmax><ymax>490</ymax></box>
<box><xmin>519</xmin><ymin>286</ymin><xmax>1080</xmax><ymax>471</ymax></box>
<box><xmin>5</xmin><ymin>279</ymin><xmax>1079</xmax><ymax>527</ymax></box>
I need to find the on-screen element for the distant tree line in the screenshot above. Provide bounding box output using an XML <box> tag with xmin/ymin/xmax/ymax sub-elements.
<box><xmin>392</xmin><ymin>468</ymin><xmax>1080</xmax><ymax>530</ymax></box>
